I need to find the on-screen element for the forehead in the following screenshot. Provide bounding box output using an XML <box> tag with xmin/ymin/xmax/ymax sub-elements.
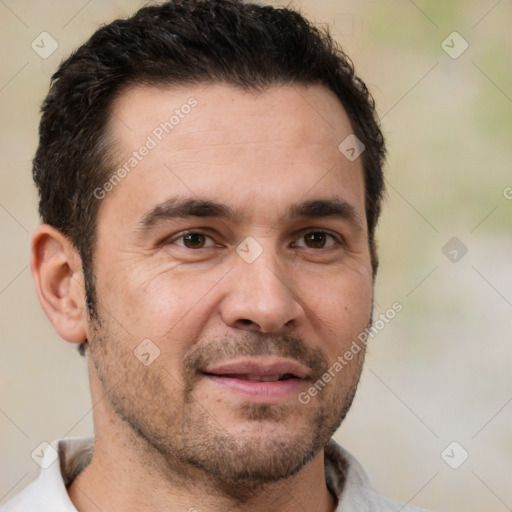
<box><xmin>107</xmin><ymin>83</ymin><xmax>359</xmax><ymax>166</ymax></box>
<box><xmin>100</xmin><ymin>82</ymin><xmax>365</xmax><ymax>229</ymax></box>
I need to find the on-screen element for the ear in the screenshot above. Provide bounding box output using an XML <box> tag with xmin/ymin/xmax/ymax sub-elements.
<box><xmin>30</xmin><ymin>224</ymin><xmax>87</xmax><ymax>345</ymax></box>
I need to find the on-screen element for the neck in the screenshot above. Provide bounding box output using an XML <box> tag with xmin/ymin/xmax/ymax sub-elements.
<box><xmin>68</xmin><ymin>418</ymin><xmax>337</xmax><ymax>512</ymax></box>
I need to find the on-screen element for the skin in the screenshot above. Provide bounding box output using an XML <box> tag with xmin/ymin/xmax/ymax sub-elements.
<box><xmin>31</xmin><ymin>83</ymin><xmax>373</xmax><ymax>512</ymax></box>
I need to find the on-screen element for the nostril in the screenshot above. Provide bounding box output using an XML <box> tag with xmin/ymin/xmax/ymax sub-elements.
<box><xmin>235</xmin><ymin>318</ymin><xmax>261</xmax><ymax>332</ymax></box>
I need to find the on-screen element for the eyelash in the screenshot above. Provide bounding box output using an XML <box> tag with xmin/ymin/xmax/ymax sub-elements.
<box><xmin>168</xmin><ymin>229</ymin><xmax>343</xmax><ymax>250</ymax></box>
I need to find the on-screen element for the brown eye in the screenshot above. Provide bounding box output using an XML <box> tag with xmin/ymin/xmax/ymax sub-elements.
<box><xmin>182</xmin><ymin>233</ymin><xmax>206</xmax><ymax>248</ymax></box>
<box><xmin>304</xmin><ymin>232</ymin><xmax>327</xmax><ymax>248</ymax></box>
<box><xmin>295</xmin><ymin>231</ymin><xmax>337</xmax><ymax>249</ymax></box>
<box><xmin>171</xmin><ymin>232</ymin><xmax>216</xmax><ymax>249</ymax></box>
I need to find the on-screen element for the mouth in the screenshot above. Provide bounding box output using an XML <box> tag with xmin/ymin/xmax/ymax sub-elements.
<box><xmin>200</xmin><ymin>358</ymin><xmax>310</xmax><ymax>403</ymax></box>
<box><xmin>203</xmin><ymin>373</ymin><xmax>297</xmax><ymax>382</ymax></box>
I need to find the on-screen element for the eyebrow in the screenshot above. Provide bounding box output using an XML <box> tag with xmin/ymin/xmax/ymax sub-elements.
<box><xmin>136</xmin><ymin>196</ymin><xmax>363</xmax><ymax>234</ymax></box>
<box><xmin>288</xmin><ymin>199</ymin><xmax>362</xmax><ymax>228</ymax></box>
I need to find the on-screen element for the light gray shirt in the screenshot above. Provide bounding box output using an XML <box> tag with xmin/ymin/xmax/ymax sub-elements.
<box><xmin>2</xmin><ymin>437</ymin><xmax>430</xmax><ymax>511</ymax></box>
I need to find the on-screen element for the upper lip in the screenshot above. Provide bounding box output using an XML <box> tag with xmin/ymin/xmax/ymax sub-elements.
<box><xmin>202</xmin><ymin>357</ymin><xmax>310</xmax><ymax>379</ymax></box>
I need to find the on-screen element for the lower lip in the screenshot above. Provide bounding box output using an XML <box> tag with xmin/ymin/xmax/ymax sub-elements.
<box><xmin>204</xmin><ymin>374</ymin><xmax>305</xmax><ymax>403</ymax></box>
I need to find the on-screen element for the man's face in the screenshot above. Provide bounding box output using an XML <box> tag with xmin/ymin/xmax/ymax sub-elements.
<box><xmin>87</xmin><ymin>83</ymin><xmax>373</xmax><ymax>486</ymax></box>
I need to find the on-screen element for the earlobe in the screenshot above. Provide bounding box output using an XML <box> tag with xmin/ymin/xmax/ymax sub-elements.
<box><xmin>30</xmin><ymin>225</ymin><xmax>87</xmax><ymax>345</ymax></box>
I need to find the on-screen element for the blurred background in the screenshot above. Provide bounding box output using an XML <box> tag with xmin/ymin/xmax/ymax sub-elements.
<box><xmin>1</xmin><ymin>1</ymin><xmax>511</xmax><ymax>510</ymax></box>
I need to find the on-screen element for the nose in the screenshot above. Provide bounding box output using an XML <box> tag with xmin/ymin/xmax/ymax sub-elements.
<box><xmin>219</xmin><ymin>248</ymin><xmax>304</xmax><ymax>333</ymax></box>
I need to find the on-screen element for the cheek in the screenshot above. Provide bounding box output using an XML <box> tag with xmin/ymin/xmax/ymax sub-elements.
<box><xmin>101</xmin><ymin>264</ymin><xmax>226</xmax><ymax>349</ymax></box>
<box><xmin>305</xmin><ymin>267</ymin><xmax>373</xmax><ymax>350</ymax></box>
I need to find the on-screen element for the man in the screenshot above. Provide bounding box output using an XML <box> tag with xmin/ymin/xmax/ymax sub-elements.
<box><xmin>2</xmin><ymin>1</ymin><xmax>429</xmax><ymax>511</ymax></box>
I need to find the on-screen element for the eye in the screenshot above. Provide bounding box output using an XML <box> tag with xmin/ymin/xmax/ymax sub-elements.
<box><xmin>293</xmin><ymin>230</ymin><xmax>339</xmax><ymax>249</ymax></box>
<box><xmin>171</xmin><ymin>231</ymin><xmax>217</xmax><ymax>249</ymax></box>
